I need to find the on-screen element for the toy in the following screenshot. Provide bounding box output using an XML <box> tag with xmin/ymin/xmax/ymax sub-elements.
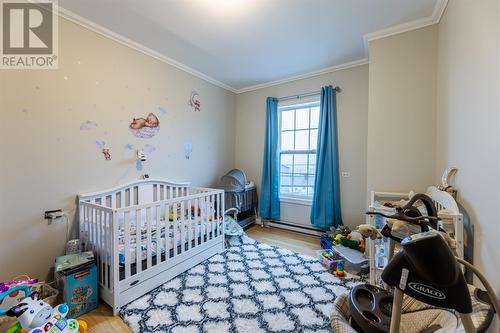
<box><xmin>335</xmin><ymin>261</ymin><xmax>345</xmax><ymax>277</ymax></box>
<box><xmin>0</xmin><ymin>285</ymin><xmax>32</xmax><ymax>312</ymax></box>
<box><xmin>328</xmin><ymin>226</ymin><xmax>351</xmax><ymax>241</ymax></box>
<box><xmin>348</xmin><ymin>230</ymin><xmax>363</xmax><ymax>241</ymax></box>
<box><xmin>224</xmin><ymin>208</ymin><xmax>243</xmax><ymax>237</ymax></box>
<box><xmin>356</xmin><ymin>224</ymin><xmax>383</xmax><ymax>240</ymax></box>
<box><xmin>2</xmin><ymin>291</ymin><xmax>85</xmax><ymax>333</ymax></box>
<box><xmin>316</xmin><ymin>250</ymin><xmax>342</xmax><ymax>272</ymax></box>
<box><xmin>333</xmin><ymin>233</ymin><xmax>366</xmax><ymax>252</ymax></box>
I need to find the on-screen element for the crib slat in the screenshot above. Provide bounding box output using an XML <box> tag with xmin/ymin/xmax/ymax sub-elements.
<box><xmin>210</xmin><ymin>194</ymin><xmax>215</xmax><ymax>239</ymax></box>
<box><xmin>165</xmin><ymin>202</ymin><xmax>170</xmax><ymax>259</ymax></box>
<box><xmin>155</xmin><ymin>205</ymin><xmax>161</xmax><ymax>265</ymax></box>
<box><xmin>180</xmin><ymin>201</ymin><xmax>185</xmax><ymax>254</ymax></box>
<box><xmin>200</xmin><ymin>198</ymin><xmax>205</xmax><ymax>244</ymax></box>
<box><xmin>124</xmin><ymin>211</ymin><xmax>131</xmax><ymax>279</ymax></box>
<box><xmin>195</xmin><ymin>198</ymin><xmax>200</xmax><ymax>246</ymax></box>
<box><xmin>97</xmin><ymin>208</ymin><xmax>102</xmax><ymax>284</ymax></box>
<box><xmin>217</xmin><ymin>192</ymin><xmax>222</xmax><ymax>236</ymax></box>
<box><xmin>103</xmin><ymin>211</ymin><xmax>109</xmax><ymax>287</ymax></box>
<box><xmin>173</xmin><ymin>203</ymin><xmax>178</xmax><ymax>256</ymax></box>
<box><xmin>82</xmin><ymin>206</ymin><xmax>87</xmax><ymax>250</ymax></box>
<box><xmin>91</xmin><ymin>207</ymin><xmax>96</xmax><ymax>252</ymax></box>
<box><xmin>136</xmin><ymin>208</ymin><xmax>142</xmax><ymax>274</ymax></box>
<box><xmin>146</xmin><ymin>207</ymin><xmax>152</xmax><ymax>269</ymax></box>
<box><xmin>187</xmin><ymin>199</ymin><xmax>192</xmax><ymax>251</ymax></box>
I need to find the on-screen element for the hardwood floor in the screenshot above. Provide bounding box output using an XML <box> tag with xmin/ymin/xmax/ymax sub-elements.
<box><xmin>80</xmin><ymin>304</ymin><xmax>132</xmax><ymax>333</ymax></box>
<box><xmin>81</xmin><ymin>225</ymin><xmax>321</xmax><ymax>333</ymax></box>
<box><xmin>245</xmin><ymin>224</ymin><xmax>321</xmax><ymax>257</ymax></box>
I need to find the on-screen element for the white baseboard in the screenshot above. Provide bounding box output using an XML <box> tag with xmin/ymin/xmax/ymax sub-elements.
<box><xmin>264</xmin><ymin>221</ymin><xmax>324</xmax><ymax>236</ymax></box>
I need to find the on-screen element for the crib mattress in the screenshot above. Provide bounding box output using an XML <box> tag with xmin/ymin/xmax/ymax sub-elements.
<box><xmin>118</xmin><ymin>220</ymin><xmax>218</xmax><ymax>265</ymax></box>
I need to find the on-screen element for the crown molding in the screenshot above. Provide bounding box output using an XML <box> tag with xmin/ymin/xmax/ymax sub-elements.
<box><xmin>362</xmin><ymin>0</ymin><xmax>448</xmax><ymax>57</ymax></box>
<box><xmin>234</xmin><ymin>58</ymin><xmax>369</xmax><ymax>94</ymax></box>
<box><xmin>57</xmin><ymin>1</ymin><xmax>447</xmax><ymax>95</ymax></box>
<box><xmin>58</xmin><ymin>7</ymin><xmax>238</xmax><ymax>93</ymax></box>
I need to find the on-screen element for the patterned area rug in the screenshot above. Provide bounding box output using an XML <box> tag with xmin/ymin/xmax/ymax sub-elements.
<box><xmin>120</xmin><ymin>234</ymin><xmax>362</xmax><ymax>333</ymax></box>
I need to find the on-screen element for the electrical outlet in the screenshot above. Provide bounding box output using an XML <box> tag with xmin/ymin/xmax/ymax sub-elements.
<box><xmin>341</xmin><ymin>172</ymin><xmax>351</xmax><ymax>178</ymax></box>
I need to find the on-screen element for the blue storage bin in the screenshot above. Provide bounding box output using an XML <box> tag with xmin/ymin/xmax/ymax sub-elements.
<box><xmin>320</xmin><ymin>235</ymin><xmax>333</xmax><ymax>250</ymax></box>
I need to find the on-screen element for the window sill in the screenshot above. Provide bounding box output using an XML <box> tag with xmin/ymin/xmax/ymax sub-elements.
<box><xmin>280</xmin><ymin>196</ymin><xmax>313</xmax><ymax>206</ymax></box>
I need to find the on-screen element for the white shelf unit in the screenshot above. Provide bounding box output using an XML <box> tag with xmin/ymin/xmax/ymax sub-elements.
<box><xmin>367</xmin><ymin>187</ymin><xmax>464</xmax><ymax>287</ymax></box>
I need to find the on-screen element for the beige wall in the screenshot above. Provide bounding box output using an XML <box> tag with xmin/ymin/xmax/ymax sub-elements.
<box><xmin>435</xmin><ymin>0</ymin><xmax>500</xmax><ymax>300</ymax></box>
<box><xmin>0</xmin><ymin>18</ymin><xmax>236</xmax><ymax>280</ymax></box>
<box><xmin>235</xmin><ymin>65</ymin><xmax>369</xmax><ymax>228</ymax></box>
<box><xmin>367</xmin><ymin>25</ymin><xmax>437</xmax><ymax>193</ymax></box>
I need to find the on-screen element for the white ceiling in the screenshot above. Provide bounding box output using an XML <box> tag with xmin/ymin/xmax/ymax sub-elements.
<box><xmin>58</xmin><ymin>0</ymin><xmax>443</xmax><ymax>92</ymax></box>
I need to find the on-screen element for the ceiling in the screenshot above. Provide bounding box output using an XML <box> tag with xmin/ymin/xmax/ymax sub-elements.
<box><xmin>58</xmin><ymin>0</ymin><xmax>444</xmax><ymax>92</ymax></box>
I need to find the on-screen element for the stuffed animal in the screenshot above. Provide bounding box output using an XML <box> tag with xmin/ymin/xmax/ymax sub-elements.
<box><xmin>5</xmin><ymin>292</ymin><xmax>82</xmax><ymax>333</ymax></box>
<box><xmin>356</xmin><ymin>224</ymin><xmax>383</xmax><ymax>240</ymax></box>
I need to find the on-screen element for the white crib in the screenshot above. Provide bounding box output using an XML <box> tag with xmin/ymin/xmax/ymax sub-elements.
<box><xmin>78</xmin><ymin>179</ymin><xmax>225</xmax><ymax>315</ymax></box>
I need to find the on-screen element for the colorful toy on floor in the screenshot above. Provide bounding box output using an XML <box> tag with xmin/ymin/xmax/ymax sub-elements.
<box><xmin>317</xmin><ymin>249</ymin><xmax>342</xmax><ymax>271</ymax></box>
<box><xmin>0</xmin><ymin>285</ymin><xmax>32</xmax><ymax>312</ymax></box>
<box><xmin>2</xmin><ymin>291</ymin><xmax>87</xmax><ymax>333</ymax></box>
<box><xmin>335</xmin><ymin>261</ymin><xmax>345</xmax><ymax>277</ymax></box>
<box><xmin>333</xmin><ymin>233</ymin><xmax>366</xmax><ymax>253</ymax></box>
<box><xmin>224</xmin><ymin>208</ymin><xmax>244</xmax><ymax>236</ymax></box>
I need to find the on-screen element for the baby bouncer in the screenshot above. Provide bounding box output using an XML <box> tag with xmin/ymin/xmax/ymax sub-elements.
<box><xmin>331</xmin><ymin>194</ymin><xmax>500</xmax><ymax>333</ymax></box>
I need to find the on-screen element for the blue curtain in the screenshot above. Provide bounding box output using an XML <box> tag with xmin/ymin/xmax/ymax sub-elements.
<box><xmin>260</xmin><ymin>97</ymin><xmax>280</xmax><ymax>220</ymax></box>
<box><xmin>310</xmin><ymin>86</ymin><xmax>342</xmax><ymax>229</ymax></box>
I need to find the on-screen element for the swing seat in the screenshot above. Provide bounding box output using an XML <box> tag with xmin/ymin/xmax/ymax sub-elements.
<box><xmin>331</xmin><ymin>284</ymin><xmax>494</xmax><ymax>333</ymax></box>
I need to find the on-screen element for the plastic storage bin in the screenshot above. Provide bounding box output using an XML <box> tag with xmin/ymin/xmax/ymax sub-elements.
<box><xmin>316</xmin><ymin>250</ymin><xmax>343</xmax><ymax>271</ymax></box>
<box><xmin>320</xmin><ymin>235</ymin><xmax>334</xmax><ymax>250</ymax></box>
<box><xmin>330</xmin><ymin>245</ymin><xmax>369</xmax><ymax>275</ymax></box>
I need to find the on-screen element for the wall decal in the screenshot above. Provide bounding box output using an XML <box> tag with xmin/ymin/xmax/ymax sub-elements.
<box><xmin>96</xmin><ymin>140</ymin><xmax>111</xmax><ymax>161</ymax></box>
<box><xmin>124</xmin><ymin>144</ymin><xmax>134</xmax><ymax>150</ymax></box>
<box><xmin>129</xmin><ymin>113</ymin><xmax>160</xmax><ymax>138</ymax></box>
<box><xmin>158</xmin><ymin>106</ymin><xmax>167</xmax><ymax>116</ymax></box>
<box><xmin>136</xmin><ymin>160</ymin><xmax>143</xmax><ymax>171</ymax></box>
<box><xmin>188</xmin><ymin>91</ymin><xmax>201</xmax><ymax>112</ymax></box>
<box><xmin>102</xmin><ymin>149</ymin><xmax>111</xmax><ymax>160</ymax></box>
<box><xmin>142</xmin><ymin>144</ymin><xmax>156</xmax><ymax>155</ymax></box>
<box><xmin>80</xmin><ymin>120</ymin><xmax>97</xmax><ymax>131</ymax></box>
<box><xmin>184</xmin><ymin>142</ymin><xmax>193</xmax><ymax>160</ymax></box>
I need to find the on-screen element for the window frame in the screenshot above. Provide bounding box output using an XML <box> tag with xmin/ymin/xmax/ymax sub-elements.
<box><xmin>278</xmin><ymin>100</ymin><xmax>320</xmax><ymax>203</ymax></box>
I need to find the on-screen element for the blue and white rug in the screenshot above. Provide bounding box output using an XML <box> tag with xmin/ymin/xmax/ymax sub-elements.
<box><xmin>120</xmin><ymin>234</ymin><xmax>362</xmax><ymax>333</ymax></box>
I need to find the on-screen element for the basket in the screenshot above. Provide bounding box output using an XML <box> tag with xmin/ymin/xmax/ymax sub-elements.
<box><xmin>0</xmin><ymin>283</ymin><xmax>58</xmax><ymax>331</ymax></box>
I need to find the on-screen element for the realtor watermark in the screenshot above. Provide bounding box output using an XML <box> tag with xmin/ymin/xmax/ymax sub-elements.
<box><xmin>1</xmin><ymin>0</ymin><xmax>58</xmax><ymax>69</ymax></box>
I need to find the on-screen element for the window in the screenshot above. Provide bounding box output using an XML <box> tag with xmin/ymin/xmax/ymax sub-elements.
<box><xmin>279</xmin><ymin>101</ymin><xmax>320</xmax><ymax>198</ymax></box>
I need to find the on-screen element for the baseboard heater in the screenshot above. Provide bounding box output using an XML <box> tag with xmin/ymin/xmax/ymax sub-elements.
<box><xmin>264</xmin><ymin>220</ymin><xmax>324</xmax><ymax>236</ymax></box>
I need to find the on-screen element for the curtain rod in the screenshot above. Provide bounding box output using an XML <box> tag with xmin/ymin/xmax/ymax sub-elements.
<box><xmin>276</xmin><ymin>86</ymin><xmax>341</xmax><ymax>102</ymax></box>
